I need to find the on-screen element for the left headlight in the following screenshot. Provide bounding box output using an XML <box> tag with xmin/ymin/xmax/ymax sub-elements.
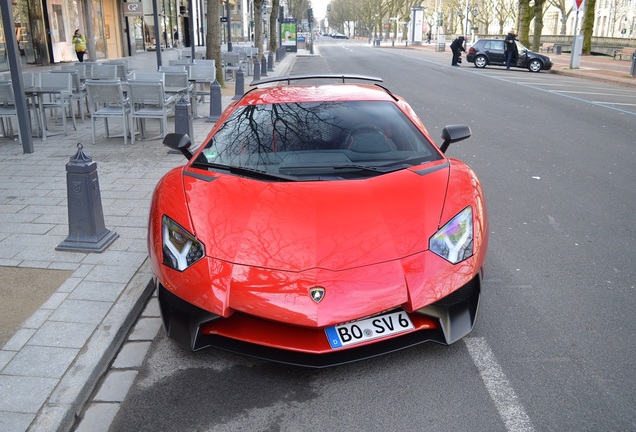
<box><xmin>429</xmin><ymin>206</ymin><xmax>473</xmax><ymax>264</ymax></box>
<box><xmin>162</xmin><ymin>215</ymin><xmax>205</xmax><ymax>271</ymax></box>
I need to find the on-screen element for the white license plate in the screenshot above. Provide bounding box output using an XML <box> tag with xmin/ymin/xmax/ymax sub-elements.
<box><xmin>325</xmin><ymin>311</ymin><xmax>414</xmax><ymax>349</ymax></box>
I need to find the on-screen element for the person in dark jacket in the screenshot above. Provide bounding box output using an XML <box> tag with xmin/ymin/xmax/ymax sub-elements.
<box><xmin>505</xmin><ymin>28</ymin><xmax>518</xmax><ymax>70</ymax></box>
<box><xmin>450</xmin><ymin>36</ymin><xmax>466</xmax><ymax>66</ymax></box>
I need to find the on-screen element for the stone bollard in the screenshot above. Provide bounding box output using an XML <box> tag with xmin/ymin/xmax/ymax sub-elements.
<box><xmin>206</xmin><ymin>79</ymin><xmax>223</xmax><ymax>123</ymax></box>
<box><xmin>174</xmin><ymin>95</ymin><xmax>193</xmax><ymax>138</ymax></box>
<box><xmin>261</xmin><ymin>57</ymin><xmax>268</xmax><ymax>77</ymax></box>
<box><xmin>268</xmin><ymin>52</ymin><xmax>274</xmax><ymax>71</ymax></box>
<box><xmin>253</xmin><ymin>59</ymin><xmax>261</xmax><ymax>82</ymax></box>
<box><xmin>275</xmin><ymin>48</ymin><xmax>280</xmax><ymax>62</ymax></box>
<box><xmin>233</xmin><ymin>69</ymin><xmax>245</xmax><ymax>100</ymax></box>
<box><xmin>56</xmin><ymin>143</ymin><xmax>118</xmax><ymax>253</ymax></box>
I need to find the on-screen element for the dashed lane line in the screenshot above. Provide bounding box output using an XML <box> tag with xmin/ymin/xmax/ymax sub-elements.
<box><xmin>464</xmin><ymin>337</ymin><xmax>535</xmax><ymax>432</ymax></box>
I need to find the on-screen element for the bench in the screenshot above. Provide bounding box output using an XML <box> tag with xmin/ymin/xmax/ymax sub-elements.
<box><xmin>613</xmin><ymin>47</ymin><xmax>635</xmax><ymax>60</ymax></box>
<box><xmin>540</xmin><ymin>43</ymin><xmax>555</xmax><ymax>53</ymax></box>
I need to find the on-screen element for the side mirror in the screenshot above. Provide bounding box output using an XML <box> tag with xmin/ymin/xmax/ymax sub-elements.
<box><xmin>440</xmin><ymin>124</ymin><xmax>471</xmax><ymax>153</ymax></box>
<box><xmin>163</xmin><ymin>133</ymin><xmax>193</xmax><ymax>160</ymax></box>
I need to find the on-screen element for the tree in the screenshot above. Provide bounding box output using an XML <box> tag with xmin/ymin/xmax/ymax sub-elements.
<box><xmin>254</xmin><ymin>0</ymin><xmax>264</xmax><ymax>60</ymax></box>
<box><xmin>206</xmin><ymin>0</ymin><xmax>223</xmax><ymax>85</ymax></box>
<box><xmin>269</xmin><ymin>0</ymin><xmax>280</xmax><ymax>53</ymax></box>
<box><xmin>547</xmin><ymin>0</ymin><xmax>573</xmax><ymax>35</ymax></box>
<box><xmin>581</xmin><ymin>0</ymin><xmax>596</xmax><ymax>55</ymax></box>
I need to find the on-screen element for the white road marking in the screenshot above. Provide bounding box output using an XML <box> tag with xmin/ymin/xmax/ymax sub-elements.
<box><xmin>464</xmin><ymin>337</ymin><xmax>535</xmax><ymax>432</ymax></box>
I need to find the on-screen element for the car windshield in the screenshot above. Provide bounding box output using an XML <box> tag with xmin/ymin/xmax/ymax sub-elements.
<box><xmin>193</xmin><ymin>100</ymin><xmax>441</xmax><ymax>180</ymax></box>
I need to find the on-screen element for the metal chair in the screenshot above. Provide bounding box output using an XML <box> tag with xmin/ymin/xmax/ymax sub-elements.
<box><xmin>50</xmin><ymin>69</ymin><xmax>88</xmax><ymax>121</ymax></box>
<box><xmin>89</xmin><ymin>64</ymin><xmax>118</xmax><ymax>80</ymax></box>
<box><xmin>85</xmin><ymin>79</ymin><xmax>132</xmax><ymax>145</ymax></box>
<box><xmin>189</xmin><ymin>64</ymin><xmax>216</xmax><ymax>105</ymax></box>
<box><xmin>163</xmin><ymin>71</ymin><xmax>195</xmax><ymax>116</ymax></box>
<box><xmin>0</xmin><ymin>81</ymin><xmax>22</xmax><ymax>142</ymax></box>
<box><xmin>127</xmin><ymin>71</ymin><xmax>165</xmax><ymax>83</ymax></box>
<box><xmin>222</xmin><ymin>52</ymin><xmax>241</xmax><ymax>81</ymax></box>
<box><xmin>159</xmin><ymin>65</ymin><xmax>188</xmax><ymax>73</ymax></box>
<box><xmin>36</xmin><ymin>72</ymin><xmax>76</xmax><ymax>135</ymax></box>
<box><xmin>128</xmin><ymin>81</ymin><xmax>176</xmax><ymax>144</ymax></box>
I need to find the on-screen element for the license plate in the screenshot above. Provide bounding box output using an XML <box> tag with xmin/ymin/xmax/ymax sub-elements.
<box><xmin>325</xmin><ymin>311</ymin><xmax>414</xmax><ymax>349</ymax></box>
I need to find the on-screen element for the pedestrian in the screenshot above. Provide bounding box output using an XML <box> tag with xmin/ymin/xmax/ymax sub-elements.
<box><xmin>173</xmin><ymin>26</ymin><xmax>179</xmax><ymax>48</ymax></box>
<box><xmin>426</xmin><ymin>31</ymin><xmax>432</xmax><ymax>44</ymax></box>
<box><xmin>72</xmin><ymin>29</ymin><xmax>87</xmax><ymax>62</ymax></box>
<box><xmin>505</xmin><ymin>27</ymin><xmax>518</xmax><ymax>70</ymax></box>
<box><xmin>450</xmin><ymin>35</ymin><xmax>465</xmax><ymax>66</ymax></box>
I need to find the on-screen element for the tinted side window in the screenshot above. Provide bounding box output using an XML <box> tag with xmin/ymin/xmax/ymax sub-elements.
<box><xmin>491</xmin><ymin>41</ymin><xmax>505</xmax><ymax>51</ymax></box>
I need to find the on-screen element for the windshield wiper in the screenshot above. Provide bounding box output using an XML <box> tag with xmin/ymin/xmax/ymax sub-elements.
<box><xmin>191</xmin><ymin>161</ymin><xmax>297</xmax><ymax>182</ymax></box>
<box><xmin>331</xmin><ymin>164</ymin><xmax>406</xmax><ymax>174</ymax></box>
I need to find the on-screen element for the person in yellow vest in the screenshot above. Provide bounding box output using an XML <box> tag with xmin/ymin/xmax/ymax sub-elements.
<box><xmin>73</xmin><ymin>29</ymin><xmax>87</xmax><ymax>62</ymax></box>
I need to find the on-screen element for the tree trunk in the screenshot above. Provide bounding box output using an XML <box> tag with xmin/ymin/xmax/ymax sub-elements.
<box><xmin>532</xmin><ymin>0</ymin><xmax>545</xmax><ymax>51</ymax></box>
<box><xmin>254</xmin><ymin>0</ymin><xmax>264</xmax><ymax>61</ymax></box>
<box><xmin>582</xmin><ymin>0</ymin><xmax>596</xmax><ymax>55</ymax></box>
<box><xmin>206</xmin><ymin>0</ymin><xmax>223</xmax><ymax>85</ymax></box>
<box><xmin>269</xmin><ymin>0</ymin><xmax>279</xmax><ymax>53</ymax></box>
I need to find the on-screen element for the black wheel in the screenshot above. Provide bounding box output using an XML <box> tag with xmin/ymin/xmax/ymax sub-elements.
<box><xmin>474</xmin><ymin>55</ymin><xmax>487</xmax><ymax>68</ymax></box>
<box><xmin>528</xmin><ymin>59</ymin><xmax>543</xmax><ymax>72</ymax></box>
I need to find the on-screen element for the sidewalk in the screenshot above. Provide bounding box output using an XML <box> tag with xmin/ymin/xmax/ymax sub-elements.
<box><xmin>0</xmin><ymin>46</ymin><xmax>296</xmax><ymax>432</ymax></box>
<box><xmin>0</xmin><ymin>40</ymin><xmax>632</xmax><ymax>432</ymax></box>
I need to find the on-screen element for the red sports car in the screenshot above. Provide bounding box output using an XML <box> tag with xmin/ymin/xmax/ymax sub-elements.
<box><xmin>147</xmin><ymin>75</ymin><xmax>488</xmax><ymax>367</ymax></box>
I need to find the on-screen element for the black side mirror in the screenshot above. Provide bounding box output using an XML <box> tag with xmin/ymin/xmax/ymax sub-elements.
<box><xmin>163</xmin><ymin>133</ymin><xmax>193</xmax><ymax>160</ymax></box>
<box><xmin>440</xmin><ymin>124</ymin><xmax>471</xmax><ymax>153</ymax></box>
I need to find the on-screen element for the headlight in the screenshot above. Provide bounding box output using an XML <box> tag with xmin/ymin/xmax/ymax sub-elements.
<box><xmin>429</xmin><ymin>207</ymin><xmax>473</xmax><ymax>264</ymax></box>
<box><xmin>162</xmin><ymin>215</ymin><xmax>205</xmax><ymax>271</ymax></box>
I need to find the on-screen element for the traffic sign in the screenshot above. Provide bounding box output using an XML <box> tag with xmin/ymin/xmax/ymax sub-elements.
<box><xmin>574</xmin><ymin>0</ymin><xmax>584</xmax><ymax>11</ymax></box>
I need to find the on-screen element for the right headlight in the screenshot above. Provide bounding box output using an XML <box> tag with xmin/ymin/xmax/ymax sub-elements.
<box><xmin>162</xmin><ymin>215</ymin><xmax>205</xmax><ymax>271</ymax></box>
<box><xmin>429</xmin><ymin>206</ymin><xmax>473</xmax><ymax>264</ymax></box>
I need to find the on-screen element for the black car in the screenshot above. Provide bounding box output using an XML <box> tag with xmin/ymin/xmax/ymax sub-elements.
<box><xmin>466</xmin><ymin>39</ymin><xmax>553</xmax><ymax>72</ymax></box>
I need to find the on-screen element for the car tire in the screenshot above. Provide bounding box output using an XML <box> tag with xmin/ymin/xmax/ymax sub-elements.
<box><xmin>474</xmin><ymin>55</ymin><xmax>487</xmax><ymax>68</ymax></box>
<box><xmin>528</xmin><ymin>59</ymin><xmax>543</xmax><ymax>72</ymax></box>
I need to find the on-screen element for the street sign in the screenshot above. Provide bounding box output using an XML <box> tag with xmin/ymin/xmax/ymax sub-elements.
<box><xmin>574</xmin><ymin>0</ymin><xmax>584</xmax><ymax>11</ymax></box>
<box><xmin>123</xmin><ymin>2</ymin><xmax>143</xmax><ymax>16</ymax></box>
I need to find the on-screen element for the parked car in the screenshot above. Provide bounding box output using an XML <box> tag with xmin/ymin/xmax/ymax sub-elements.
<box><xmin>332</xmin><ymin>32</ymin><xmax>348</xmax><ymax>39</ymax></box>
<box><xmin>149</xmin><ymin>74</ymin><xmax>489</xmax><ymax>368</ymax></box>
<box><xmin>466</xmin><ymin>38</ymin><xmax>553</xmax><ymax>72</ymax></box>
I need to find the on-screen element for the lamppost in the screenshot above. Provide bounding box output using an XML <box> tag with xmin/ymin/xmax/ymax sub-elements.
<box><xmin>226</xmin><ymin>0</ymin><xmax>232</xmax><ymax>51</ymax></box>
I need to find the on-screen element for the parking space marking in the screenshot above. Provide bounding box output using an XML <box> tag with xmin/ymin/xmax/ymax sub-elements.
<box><xmin>464</xmin><ymin>337</ymin><xmax>535</xmax><ymax>432</ymax></box>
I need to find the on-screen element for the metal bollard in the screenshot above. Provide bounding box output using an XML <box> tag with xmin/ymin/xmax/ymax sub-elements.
<box><xmin>253</xmin><ymin>59</ymin><xmax>261</xmax><ymax>82</ymax></box>
<box><xmin>175</xmin><ymin>96</ymin><xmax>193</xmax><ymax>138</ymax></box>
<box><xmin>233</xmin><ymin>68</ymin><xmax>245</xmax><ymax>100</ymax></box>
<box><xmin>630</xmin><ymin>51</ymin><xmax>636</xmax><ymax>78</ymax></box>
<box><xmin>261</xmin><ymin>57</ymin><xmax>268</xmax><ymax>77</ymax></box>
<box><xmin>206</xmin><ymin>79</ymin><xmax>223</xmax><ymax>123</ymax></box>
<box><xmin>276</xmin><ymin>48</ymin><xmax>280</xmax><ymax>62</ymax></box>
<box><xmin>56</xmin><ymin>143</ymin><xmax>118</xmax><ymax>253</ymax></box>
<box><xmin>268</xmin><ymin>52</ymin><xmax>274</xmax><ymax>71</ymax></box>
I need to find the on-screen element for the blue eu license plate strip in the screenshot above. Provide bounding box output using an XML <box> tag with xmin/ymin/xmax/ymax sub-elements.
<box><xmin>325</xmin><ymin>311</ymin><xmax>414</xmax><ymax>349</ymax></box>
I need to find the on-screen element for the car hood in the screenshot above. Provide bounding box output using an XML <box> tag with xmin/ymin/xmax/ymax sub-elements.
<box><xmin>183</xmin><ymin>163</ymin><xmax>449</xmax><ymax>272</ymax></box>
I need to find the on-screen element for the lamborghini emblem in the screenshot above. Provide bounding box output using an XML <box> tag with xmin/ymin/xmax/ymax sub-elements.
<box><xmin>309</xmin><ymin>286</ymin><xmax>325</xmax><ymax>303</ymax></box>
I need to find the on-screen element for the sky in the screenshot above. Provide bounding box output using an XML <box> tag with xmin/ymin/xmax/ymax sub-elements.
<box><xmin>310</xmin><ymin>0</ymin><xmax>330</xmax><ymax>20</ymax></box>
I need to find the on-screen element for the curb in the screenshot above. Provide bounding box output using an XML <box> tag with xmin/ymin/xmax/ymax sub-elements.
<box><xmin>29</xmin><ymin>262</ymin><xmax>156</xmax><ymax>432</ymax></box>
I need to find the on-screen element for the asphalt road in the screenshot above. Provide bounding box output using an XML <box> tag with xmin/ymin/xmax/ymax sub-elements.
<box><xmin>106</xmin><ymin>39</ymin><xmax>636</xmax><ymax>431</ymax></box>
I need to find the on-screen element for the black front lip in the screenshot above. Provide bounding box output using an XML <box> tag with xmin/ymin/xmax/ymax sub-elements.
<box><xmin>156</xmin><ymin>272</ymin><xmax>482</xmax><ymax>368</ymax></box>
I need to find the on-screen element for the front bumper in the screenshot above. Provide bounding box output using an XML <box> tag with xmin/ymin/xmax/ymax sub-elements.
<box><xmin>157</xmin><ymin>272</ymin><xmax>482</xmax><ymax>368</ymax></box>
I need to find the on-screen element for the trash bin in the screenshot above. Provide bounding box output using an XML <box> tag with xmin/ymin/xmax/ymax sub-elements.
<box><xmin>555</xmin><ymin>45</ymin><xmax>562</xmax><ymax>55</ymax></box>
<box><xmin>436</xmin><ymin>43</ymin><xmax>445</xmax><ymax>52</ymax></box>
